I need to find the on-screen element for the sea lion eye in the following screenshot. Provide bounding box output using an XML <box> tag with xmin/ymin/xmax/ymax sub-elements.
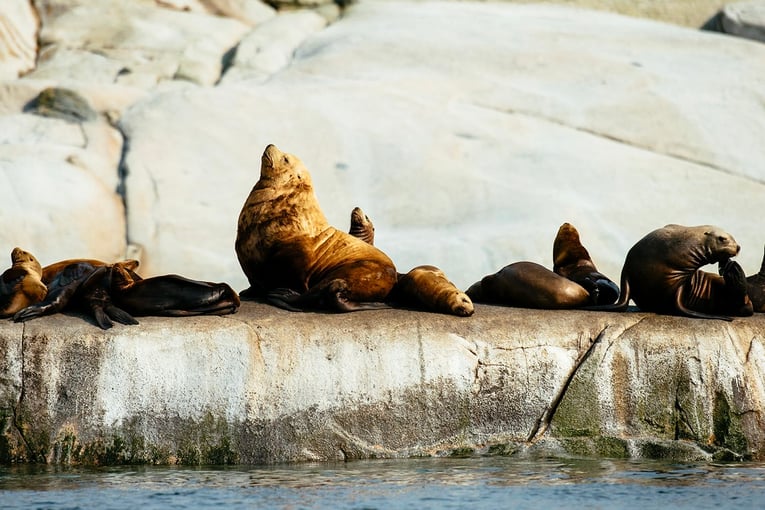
<box><xmin>718</xmin><ymin>236</ymin><xmax>727</xmax><ymax>243</ymax></box>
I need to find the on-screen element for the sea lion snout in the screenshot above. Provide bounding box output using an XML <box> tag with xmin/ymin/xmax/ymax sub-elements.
<box><xmin>262</xmin><ymin>144</ymin><xmax>279</xmax><ymax>167</ymax></box>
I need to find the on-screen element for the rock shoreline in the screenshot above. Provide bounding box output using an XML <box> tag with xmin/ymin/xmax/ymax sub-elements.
<box><xmin>2</xmin><ymin>303</ymin><xmax>764</xmax><ymax>465</ymax></box>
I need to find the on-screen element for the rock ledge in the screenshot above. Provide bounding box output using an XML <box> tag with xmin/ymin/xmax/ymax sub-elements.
<box><xmin>1</xmin><ymin>303</ymin><xmax>763</xmax><ymax>465</ymax></box>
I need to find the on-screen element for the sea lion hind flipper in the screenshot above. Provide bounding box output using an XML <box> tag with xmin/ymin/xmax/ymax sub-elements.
<box><xmin>266</xmin><ymin>288</ymin><xmax>306</xmax><ymax>312</ymax></box>
<box><xmin>104</xmin><ymin>304</ymin><xmax>138</xmax><ymax>326</ymax></box>
<box><xmin>674</xmin><ymin>286</ymin><xmax>733</xmax><ymax>322</ymax></box>
<box><xmin>92</xmin><ymin>307</ymin><xmax>114</xmax><ymax>330</ymax></box>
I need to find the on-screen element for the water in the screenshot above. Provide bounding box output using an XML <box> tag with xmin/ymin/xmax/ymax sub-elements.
<box><xmin>1</xmin><ymin>457</ymin><xmax>764</xmax><ymax>509</ymax></box>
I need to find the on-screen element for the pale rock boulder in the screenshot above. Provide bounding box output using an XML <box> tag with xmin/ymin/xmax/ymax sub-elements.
<box><xmin>198</xmin><ymin>0</ymin><xmax>277</xmax><ymax>25</ymax></box>
<box><xmin>0</xmin><ymin>79</ymin><xmax>148</xmax><ymax>126</ymax></box>
<box><xmin>221</xmin><ymin>10</ymin><xmax>328</xmax><ymax>83</ymax></box>
<box><xmin>34</xmin><ymin>0</ymin><xmax>251</xmax><ymax>87</ymax></box>
<box><xmin>720</xmin><ymin>0</ymin><xmax>765</xmax><ymax>42</ymax></box>
<box><xmin>0</xmin><ymin>0</ymin><xmax>39</xmax><ymax>80</ymax></box>
<box><xmin>120</xmin><ymin>2</ymin><xmax>765</xmax><ymax>292</ymax></box>
<box><xmin>0</xmin><ymin>96</ymin><xmax>127</xmax><ymax>267</ymax></box>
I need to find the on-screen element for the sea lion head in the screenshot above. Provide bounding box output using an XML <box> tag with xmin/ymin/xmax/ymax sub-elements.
<box><xmin>553</xmin><ymin>222</ymin><xmax>593</xmax><ymax>272</ymax></box>
<box><xmin>10</xmin><ymin>247</ymin><xmax>42</xmax><ymax>275</ymax></box>
<box><xmin>259</xmin><ymin>144</ymin><xmax>313</xmax><ymax>189</ymax></box>
<box><xmin>349</xmin><ymin>206</ymin><xmax>375</xmax><ymax>245</ymax></box>
<box><xmin>703</xmin><ymin>228</ymin><xmax>740</xmax><ymax>263</ymax></box>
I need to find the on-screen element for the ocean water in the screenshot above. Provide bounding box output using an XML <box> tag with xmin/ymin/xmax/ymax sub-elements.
<box><xmin>1</xmin><ymin>457</ymin><xmax>764</xmax><ymax>509</ymax></box>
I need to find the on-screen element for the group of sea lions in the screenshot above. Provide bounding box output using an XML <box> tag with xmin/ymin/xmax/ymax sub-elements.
<box><xmin>2</xmin><ymin>143</ymin><xmax>765</xmax><ymax>328</ymax></box>
<box><xmin>0</xmin><ymin>250</ymin><xmax>239</xmax><ymax>329</ymax></box>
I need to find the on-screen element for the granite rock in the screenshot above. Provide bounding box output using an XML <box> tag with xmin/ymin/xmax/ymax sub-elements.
<box><xmin>1</xmin><ymin>304</ymin><xmax>763</xmax><ymax>464</ymax></box>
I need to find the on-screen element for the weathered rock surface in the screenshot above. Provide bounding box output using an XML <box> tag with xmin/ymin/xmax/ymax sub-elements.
<box><xmin>33</xmin><ymin>0</ymin><xmax>251</xmax><ymax>87</ymax></box>
<box><xmin>719</xmin><ymin>0</ymin><xmax>765</xmax><ymax>42</ymax></box>
<box><xmin>0</xmin><ymin>0</ymin><xmax>38</xmax><ymax>80</ymax></box>
<box><xmin>1</xmin><ymin>304</ymin><xmax>763</xmax><ymax>464</ymax></box>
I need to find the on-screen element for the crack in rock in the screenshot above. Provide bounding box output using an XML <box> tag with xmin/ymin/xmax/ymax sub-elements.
<box><xmin>526</xmin><ymin>327</ymin><xmax>609</xmax><ymax>443</ymax></box>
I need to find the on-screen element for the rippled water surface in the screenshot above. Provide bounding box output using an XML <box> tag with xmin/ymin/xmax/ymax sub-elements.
<box><xmin>2</xmin><ymin>457</ymin><xmax>764</xmax><ymax>509</ymax></box>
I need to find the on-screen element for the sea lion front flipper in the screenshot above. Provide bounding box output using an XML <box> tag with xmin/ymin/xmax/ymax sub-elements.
<box><xmin>266</xmin><ymin>288</ymin><xmax>306</xmax><ymax>312</ymax></box>
<box><xmin>674</xmin><ymin>286</ymin><xmax>733</xmax><ymax>321</ymax></box>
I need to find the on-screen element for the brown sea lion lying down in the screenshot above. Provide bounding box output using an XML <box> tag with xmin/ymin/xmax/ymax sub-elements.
<box><xmin>10</xmin><ymin>256</ymin><xmax>239</xmax><ymax>329</ymax></box>
<box><xmin>466</xmin><ymin>223</ymin><xmax>619</xmax><ymax>309</ymax></box>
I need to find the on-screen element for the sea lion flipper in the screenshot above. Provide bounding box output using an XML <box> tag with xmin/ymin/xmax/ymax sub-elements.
<box><xmin>266</xmin><ymin>288</ymin><xmax>306</xmax><ymax>312</ymax></box>
<box><xmin>674</xmin><ymin>286</ymin><xmax>733</xmax><ymax>321</ymax></box>
<box><xmin>92</xmin><ymin>306</ymin><xmax>114</xmax><ymax>330</ymax></box>
<box><xmin>104</xmin><ymin>304</ymin><xmax>139</xmax><ymax>326</ymax></box>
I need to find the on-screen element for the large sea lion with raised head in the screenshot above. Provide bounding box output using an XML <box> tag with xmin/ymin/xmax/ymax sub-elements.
<box><xmin>601</xmin><ymin>224</ymin><xmax>752</xmax><ymax>320</ymax></box>
<box><xmin>747</xmin><ymin>244</ymin><xmax>765</xmax><ymax>313</ymax></box>
<box><xmin>235</xmin><ymin>145</ymin><xmax>397</xmax><ymax>312</ymax></box>
<box><xmin>0</xmin><ymin>247</ymin><xmax>47</xmax><ymax>317</ymax></box>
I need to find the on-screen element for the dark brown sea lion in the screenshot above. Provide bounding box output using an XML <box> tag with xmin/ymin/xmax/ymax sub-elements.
<box><xmin>553</xmin><ymin>222</ymin><xmax>619</xmax><ymax>305</ymax></box>
<box><xmin>13</xmin><ymin>261</ymin><xmax>138</xmax><ymax>329</ymax></box>
<box><xmin>108</xmin><ymin>263</ymin><xmax>240</xmax><ymax>318</ymax></box>
<box><xmin>601</xmin><ymin>224</ymin><xmax>752</xmax><ymax>321</ymax></box>
<box><xmin>390</xmin><ymin>265</ymin><xmax>474</xmax><ymax>317</ymax></box>
<box><xmin>0</xmin><ymin>247</ymin><xmax>47</xmax><ymax>318</ymax></box>
<box><xmin>349</xmin><ymin>206</ymin><xmax>375</xmax><ymax>245</ymax></box>
<box><xmin>14</xmin><ymin>258</ymin><xmax>240</xmax><ymax>329</ymax></box>
<box><xmin>746</xmin><ymin>244</ymin><xmax>765</xmax><ymax>313</ymax></box>
<box><xmin>466</xmin><ymin>261</ymin><xmax>592</xmax><ymax>309</ymax></box>
<box><xmin>235</xmin><ymin>144</ymin><xmax>397</xmax><ymax>312</ymax></box>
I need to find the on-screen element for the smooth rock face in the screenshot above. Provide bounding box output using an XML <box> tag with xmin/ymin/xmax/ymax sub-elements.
<box><xmin>0</xmin><ymin>0</ymin><xmax>38</xmax><ymax>80</ymax></box>
<box><xmin>721</xmin><ymin>0</ymin><xmax>765</xmax><ymax>42</ymax></box>
<box><xmin>119</xmin><ymin>1</ymin><xmax>765</xmax><ymax>291</ymax></box>
<box><xmin>1</xmin><ymin>304</ymin><xmax>764</xmax><ymax>464</ymax></box>
<box><xmin>34</xmin><ymin>0</ymin><xmax>251</xmax><ymax>87</ymax></box>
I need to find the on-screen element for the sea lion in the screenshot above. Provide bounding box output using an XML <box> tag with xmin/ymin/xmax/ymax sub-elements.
<box><xmin>602</xmin><ymin>224</ymin><xmax>752</xmax><ymax>321</ymax></box>
<box><xmin>0</xmin><ymin>247</ymin><xmax>47</xmax><ymax>318</ymax></box>
<box><xmin>13</xmin><ymin>261</ymin><xmax>139</xmax><ymax>329</ymax></box>
<box><xmin>390</xmin><ymin>265</ymin><xmax>474</xmax><ymax>317</ymax></box>
<box><xmin>14</xmin><ymin>258</ymin><xmax>240</xmax><ymax>329</ymax></box>
<box><xmin>108</xmin><ymin>263</ymin><xmax>240</xmax><ymax>318</ymax></box>
<box><xmin>466</xmin><ymin>261</ymin><xmax>592</xmax><ymax>309</ymax></box>
<box><xmin>346</xmin><ymin>207</ymin><xmax>473</xmax><ymax>316</ymax></box>
<box><xmin>746</xmin><ymin>244</ymin><xmax>765</xmax><ymax>313</ymax></box>
<box><xmin>553</xmin><ymin>223</ymin><xmax>619</xmax><ymax>305</ymax></box>
<box><xmin>349</xmin><ymin>206</ymin><xmax>375</xmax><ymax>245</ymax></box>
<box><xmin>235</xmin><ymin>144</ymin><xmax>397</xmax><ymax>312</ymax></box>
